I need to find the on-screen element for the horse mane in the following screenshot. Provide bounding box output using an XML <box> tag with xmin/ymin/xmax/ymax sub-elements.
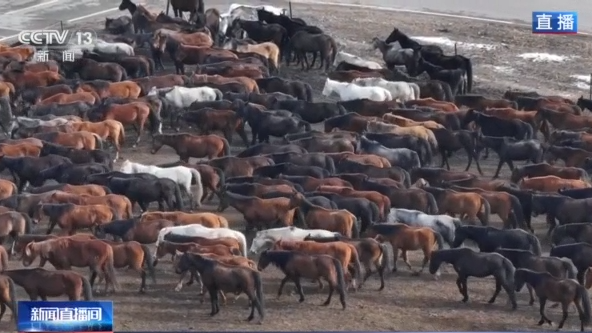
<box><xmin>263</xmin><ymin>250</ymin><xmax>292</xmax><ymax>269</ymax></box>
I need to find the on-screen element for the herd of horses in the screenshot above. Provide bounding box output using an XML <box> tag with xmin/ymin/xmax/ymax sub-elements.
<box><xmin>0</xmin><ymin>0</ymin><xmax>591</xmax><ymax>331</ymax></box>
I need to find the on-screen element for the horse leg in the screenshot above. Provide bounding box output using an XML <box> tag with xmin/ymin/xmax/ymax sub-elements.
<box><xmin>457</xmin><ymin>274</ymin><xmax>469</xmax><ymax>302</ymax></box>
<box><xmin>391</xmin><ymin>246</ymin><xmax>399</xmax><ymax>273</ymax></box>
<box><xmin>294</xmin><ymin>277</ymin><xmax>305</xmax><ymax>303</ymax></box>
<box><xmin>322</xmin><ymin>277</ymin><xmax>335</xmax><ymax>306</ymax></box>
<box><xmin>527</xmin><ymin>284</ymin><xmax>536</xmax><ymax>305</ymax></box>
<box><xmin>557</xmin><ymin>301</ymin><xmax>570</xmax><ymax>330</ymax></box>
<box><xmin>573</xmin><ymin>299</ymin><xmax>586</xmax><ymax>332</ymax></box>
<box><xmin>89</xmin><ymin>271</ymin><xmax>98</xmax><ymax>291</ymax></box>
<box><xmin>208</xmin><ymin>287</ymin><xmax>218</xmax><ymax>316</ymax></box>
<box><xmin>538</xmin><ymin>297</ymin><xmax>553</xmax><ymax>325</ymax></box>
<box><xmin>488</xmin><ymin>277</ymin><xmax>502</xmax><ymax>304</ymax></box>
<box><xmin>401</xmin><ymin>250</ymin><xmax>417</xmax><ymax>275</ymax></box>
<box><xmin>132</xmin><ymin>124</ymin><xmax>140</xmax><ymax>147</ymax></box>
<box><xmin>492</xmin><ymin>159</ymin><xmax>504</xmax><ymax>179</ymax></box>
<box><xmin>276</xmin><ymin>276</ymin><xmax>290</xmax><ymax>299</ymax></box>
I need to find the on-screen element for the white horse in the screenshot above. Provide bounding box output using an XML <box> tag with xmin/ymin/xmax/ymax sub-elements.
<box><xmin>249</xmin><ymin>226</ymin><xmax>340</xmax><ymax>254</ymax></box>
<box><xmin>322</xmin><ymin>79</ymin><xmax>392</xmax><ymax>101</ymax></box>
<box><xmin>332</xmin><ymin>51</ymin><xmax>383</xmax><ymax>70</ymax></box>
<box><xmin>119</xmin><ymin>160</ymin><xmax>203</xmax><ymax>209</ymax></box>
<box><xmin>387</xmin><ymin>208</ymin><xmax>461</xmax><ymax>247</ymax></box>
<box><xmin>156</xmin><ymin>224</ymin><xmax>248</xmax><ymax>256</ymax></box>
<box><xmin>93</xmin><ymin>39</ymin><xmax>134</xmax><ymax>56</ymax></box>
<box><xmin>219</xmin><ymin>4</ymin><xmax>287</xmax><ymax>36</ymax></box>
<box><xmin>148</xmin><ymin>86</ymin><xmax>222</xmax><ymax>109</ymax></box>
<box><xmin>352</xmin><ymin>77</ymin><xmax>418</xmax><ymax>102</ymax></box>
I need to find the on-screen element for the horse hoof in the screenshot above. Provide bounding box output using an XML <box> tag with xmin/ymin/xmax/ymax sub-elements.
<box><xmin>411</xmin><ymin>272</ymin><xmax>420</xmax><ymax>277</ymax></box>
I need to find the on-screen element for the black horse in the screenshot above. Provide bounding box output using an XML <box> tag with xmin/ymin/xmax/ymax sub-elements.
<box><xmin>273</xmin><ymin>100</ymin><xmax>348</xmax><ymax>123</ymax></box>
<box><xmin>94</xmin><ymin>217</ymin><xmax>140</xmax><ymax>241</ymax></box>
<box><xmin>551</xmin><ymin>223</ymin><xmax>592</xmax><ymax>246</ymax></box>
<box><xmin>494</xmin><ymin>248</ymin><xmax>577</xmax><ymax>305</ymax></box>
<box><xmin>34</xmin><ymin>163</ymin><xmax>110</xmax><ymax>186</ymax></box>
<box><xmin>364</xmin><ymin>132</ymin><xmax>432</xmax><ymax>167</ymax></box>
<box><xmin>476</xmin><ymin>136</ymin><xmax>543</xmax><ymax>178</ymax></box>
<box><xmin>104</xmin><ymin>176</ymin><xmax>184</xmax><ymax>212</ymax></box>
<box><xmin>452</xmin><ymin>225</ymin><xmax>542</xmax><ymax>255</ymax></box>
<box><xmin>256</xmin><ymin>77</ymin><xmax>313</xmax><ymax>102</ymax></box>
<box><xmin>431</xmin><ymin>128</ymin><xmax>483</xmax><ymax>175</ymax></box>
<box><xmin>0</xmin><ymin>155</ymin><xmax>72</xmax><ymax>191</ymax></box>
<box><xmin>549</xmin><ymin>242</ymin><xmax>592</xmax><ymax>284</ymax></box>
<box><xmin>414</xmin><ymin>56</ymin><xmax>465</xmax><ymax>96</ymax></box>
<box><xmin>40</xmin><ymin>142</ymin><xmax>112</xmax><ymax>168</ymax></box>
<box><xmin>267</xmin><ymin>152</ymin><xmax>336</xmax><ymax>174</ymax></box>
<box><xmin>429</xmin><ymin>248</ymin><xmax>517</xmax><ymax>309</ymax></box>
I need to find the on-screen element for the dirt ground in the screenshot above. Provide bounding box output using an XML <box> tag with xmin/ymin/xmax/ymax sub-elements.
<box><xmin>3</xmin><ymin>1</ymin><xmax>592</xmax><ymax>332</ymax></box>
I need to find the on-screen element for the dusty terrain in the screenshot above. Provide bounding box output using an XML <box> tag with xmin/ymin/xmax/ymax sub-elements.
<box><xmin>3</xmin><ymin>1</ymin><xmax>592</xmax><ymax>332</ymax></box>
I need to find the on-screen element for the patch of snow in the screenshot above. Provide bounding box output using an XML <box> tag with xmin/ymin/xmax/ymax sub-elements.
<box><xmin>492</xmin><ymin>66</ymin><xmax>514</xmax><ymax>74</ymax></box>
<box><xmin>518</xmin><ymin>53</ymin><xmax>571</xmax><ymax>62</ymax></box>
<box><xmin>571</xmin><ymin>75</ymin><xmax>590</xmax><ymax>90</ymax></box>
<box><xmin>413</xmin><ymin>36</ymin><xmax>497</xmax><ymax>50</ymax></box>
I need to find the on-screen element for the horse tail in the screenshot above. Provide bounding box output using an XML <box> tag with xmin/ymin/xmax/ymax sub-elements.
<box><xmin>350</xmin><ymin>246</ymin><xmax>363</xmax><ymax>288</ymax></box>
<box><xmin>217</xmin><ymin>215</ymin><xmax>229</xmax><ymax>228</ymax></box>
<box><xmin>480</xmin><ymin>196</ymin><xmax>490</xmax><ymax>225</ymax></box>
<box><xmin>526</xmin><ymin>231</ymin><xmax>542</xmax><ymax>255</ymax></box>
<box><xmin>432</xmin><ymin>230</ymin><xmax>445</xmax><ymax>250</ymax></box>
<box><xmin>304</xmin><ymin>83</ymin><xmax>313</xmax><ymax>102</ymax></box>
<box><xmin>426</xmin><ymin>192</ymin><xmax>438</xmax><ymax>214</ymax></box>
<box><xmin>252</xmin><ymin>269</ymin><xmax>265</xmax><ymax>317</ymax></box>
<box><xmin>325</xmin><ymin>156</ymin><xmax>336</xmax><ymax>175</ymax></box>
<box><xmin>221</xmin><ymin>137</ymin><xmax>230</xmax><ymax>156</ymax></box>
<box><xmin>21</xmin><ymin>213</ymin><xmax>33</xmax><ymax>233</ymax></box>
<box><xmin>102</xmin><ymin>185</ymin><xmax>112</xmax><ymax>194</ymax></box>
<box><xmin>332</xmin><ymin>257</ymin><xmax>347</xmax><ymax>309</ymax></box>
<box><xmin>560</xmin><ymin>257</ymin><xmax>578</xmax><ymax>279</ymax></box>
<box><xmin>81</xmin><ymin>275</ymin><xmax>93</xmax><ymax>300</ymax></box>
<box><xmin>577</xmin><ymin>284</ymin><xmax>592</xmax><ymax>325</ymax></box>
<box><xmin>91</xmin><ymin>133</ymin><xmax>104</xmax><ymax>150</ymax></box>
<box><xmin>147</xmin><ymin>106</ymin><xmax>161</xmax><ymax>133</ymax></box>
<box><xmin>440</xmin><ymin>82</ymin><xmax>454</xmax><ymax>102</ymax></box>
<box><xmin>214</xmin><ymin>167</ymin><xmax>225</xmax><ymax>194</ymax></box>
<box><xmin>7</xmin><ymin>276</ymin><xmax>17</xmax><ymax>324</ymax></box>
<box><xmin>400</xmin><ymin>168</ymin><xmax>411</xmax><ymax>188</ymax></box>
<box><xmin>118</xmin><ymin>122</ymin><xmax>125</xmax><ymax>145</ymax></box>
<box><xmin>141</xmin><ymin>244</ymin><xmax>157</xmax><ymax>284</ymax></box>
<box><xmin>502</xmin><ymin>256</ymin><xmax>516</xmax><ymax>286</ymax></box>
<box><xmin>369</xmin><ymin>201</ymin><xmax>380</xmax><ymax>223</ymax></box>
<box><xmin>189</xmin><ymin>169</ymin><xmax>203</xmax><ymax>206</ymax></box>
<box><xmin>328</xmin><ymin>37</ymin><xmax>338</xmax><ymax>66</ymax></box>
<box><xmin>173</xmin><ymin>183</ymin><xmax>184</xmax><ymax>211</ymax></box>
<box><xmin>464</xmin><ymin>57</ymin><xmax>473</xmax><ymax>93</ymax></box>
<box><xmin>105</xmin><ymin>247</ymin><xmax>120</xmax><ymax>290</ymax></box>
<box><xmin>146</xmin><ymin>57</ymin><xmax>155</xmax><ymax>75</ymax></box>
<box><xmin>120</xmin><ymin>67</ymin><xmax>128</xmax><ymax>81</ymax></box>
<box><xmin>378</xmin><ymin>242</ymin><xmax>391</xmax><ymax>273</ymax></box>
<box><xmin>214</xmin><ymin>88</ymin><xmax>223</xmax><ymax>100</ymax></box>
<box><xmin>10</xmin><ymin>181</ymin><xmax>17</xmax><ymax>195</ymax></box>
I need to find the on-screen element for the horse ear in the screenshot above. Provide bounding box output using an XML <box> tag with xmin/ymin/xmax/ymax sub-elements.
<box><xmin>175</xmin><ymin>250</ymin><xmax>183</xmax><ymax>256</ymax></box>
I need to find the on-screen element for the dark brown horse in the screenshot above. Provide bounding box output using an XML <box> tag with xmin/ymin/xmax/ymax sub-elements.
<box><xmin>3</xmin><ymin>268</ymin><xmax>92</xmax><ymax>302</ymax></box>
<box><xmin>170</xmin><ymin>0</ymin><xmax>204</xmax><ymax>18</ymax></box>
<box><xmin>258</xmin><ymin>250</ymin><xmax>346</xmax><ymax>308</ymax></box>
<box><xmin>151</xmin><ymin>133</ymin><xmax>230</xmax><ymax>161</ymax></box>
<box><xmin>99</xmin><ymin>239</ymin><xmax>156</xmax><ymax>293</ymax></box>
<box><xmin>22</xmin><ymin>238</ymin><xmax>119</xmax><ymax>294</ymax></box>
<box><xmin>173</xmin><ymin>252</ymin><xmax>264</xmax><ymax>323</ymax></box>
<box><xmin>514</xmin><ymin>268</ymin><xmax>591</xmax><ymax>331</ymax></box>
<box><xmin>0</xmin><ymin>274</ymin><xmax>16</xmax><ymax>324</ymax></box>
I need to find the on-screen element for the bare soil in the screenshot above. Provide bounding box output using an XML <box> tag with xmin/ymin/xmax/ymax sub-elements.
<box><xmin>3</xmin><ymin>1</ymin><xmax>592</xmax><ymax>332</ymax></box>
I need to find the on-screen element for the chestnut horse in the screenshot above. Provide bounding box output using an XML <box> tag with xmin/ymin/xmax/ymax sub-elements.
<box><xmin>35</xmin><ymin>203</ymin><xmax>115</xmax><ymax>235</ymax></box>
<box><xmin>0</xmin><ymin>179</ymin><xmax>17</xmax><ymax>200</ymax></box>
<box><xmin>93</xmin><ymin>101</ymin><xmax>161</xmax><ymax>146</ymax></box>
<box><xmin>22</xmin><ymin>238</ymin><xmax>119</xmax><ymax>293</ymax></box>
<box><xmin>0</xmin><ymin>274</ymin><xmax>16</xmax><ymax>323</ymax></box>
<box><xmin>0</xmin><ymin>143</ymin><xmax>41</xmax><ymax>157</ymax></box>
<box><xmin>38</xmin><ymin>91</ymin><xmax>98</xmax><ymax>106</ymax></box>
<box><xmin>45</xmin><ymin>190</ymin><xmax>133</xmax><ymax>220</ymax></box>
<box><xmin>69</xmin><ymin>120</ymin><xmax>125</xmax><ymax>160</ymax></box>
<box><xmin>33</xmin><ymin>131</ymin><xmax>103</xmax><ymax>150</ymax></box>
<box><xmin>518</xmin><ymin>175</ymin><xmax>592</xmax><ymax>192</ymax></box>
<box><xmin>140</xmin><ymin>211</ymin><xmax>228</xmax><ymax>228</ymax></box>
<box><xmin>99</xmin><ymin>239</ymin><xmax>156</xmax><ymax>293</ymax></box>
<box><xmin>151</xmin><ymin>133</ymin><xmax>229</xmax><ymax>161</ymax></box>
<box><xmin>3</xmin><ymin>268</ymin><xmax>92</xmax><ymax>301</ymax></box>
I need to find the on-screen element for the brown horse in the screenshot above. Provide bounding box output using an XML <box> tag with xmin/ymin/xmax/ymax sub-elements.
<box><xmin>153</xmin><ymin>28</ymin><xmax>213</xmax><ymax>47</ymax></box>
<box><xmin>419</xmin><ymin>184</ymin><xmax>491</xmax><ymax>225</ymax></box>
<box><xmin>406</xmin><ymin>98</ymin><xmax>459</xmax><ymax>112</ymax></box>
<box><xmin>217</xmin><ymin>190</ymin><xmax>299</xmax><ymax>232</ymax></box>
<box><xmin>38</xmin><ymin>91</ymin><xmax>98</xmax><ymax>106</ymax></box>
<box><xmin>206</xmin><ymin>155</ymin><xmax>274</xmax><ymax>178</ymax></box>
<box><xmin>0</xmin><ymin>246</ymin><xmax>7</xmax><ymax>271</ymax></box>
<box><xmin>382</xmin><ymin>113</ymin><xmax>444</xmax><ymax>130</ymax></box>
<box><xmin>99</xmin><ymin>239</ymin><xmax>156</xmax><ymax>293</ymax></box>
<box><xmin>11</xmin><ymin>234</ymin><xmax>95</xmax><ymax>257</ymax></box>
<box><xmin>163</xmin><ymin>233</ymin><xmax>243</xmax><ymax>255</ymax></box>
<box><xmin>449</xmin><ymin>185</ymin><xmax>525</xmax><ymax>229</ymax></box>
<box><xmin>22</xmin><ymin>238</ymin><xmax>119</xmax><ymax>293</ymax></box>
<box><xmin>46</xmin><ymin>191</ymin><xmax>133</xmax><ymax>220</ymax></box>
<box><xmin>77</xmin><ymin>80</ymin><xmax>142</xmax><ymax>99</ymax></box>
<box><xmin>366</xmin><ymin>223</ymin><xmax>445</xmax><ymax>276</ymax></box>
<box><xmin>177</xmin><ymin>109</ymin><xmax>248</xmax><ymax>146</ymax></box>
<box><xmin>95</xmin><ymin>102</ymin><xmax>159</xmax><ymax>146</ymax></box>
<box><xmin>1</xmin><ymin>70</ymin><xmax>62</xmax><ymax>90</ymax></box>
<box><xmin>35</xmin><ymin>203</ymin><xmax>115</xmax><ymax>235</ymax></box>
<box><xmin>0</xmin><ymin>179</ymin><xmax>17</xmax><ymax>200</ymax></box>
<box><xmin>271</xmin><ymin>239</ymin><xmax>362</xmax><ymax>289</ymax></box>
<box><xmin>0</xmin><ymin>137</ymin><xmax>44</xmax><ymax>148</ymax></box>
<box><xmin>97</xmin><ymin>218</ymin><xmax>176</xmax><ymax>244</ymax></box>
<box><xmin>304</xmin><ymin>234</ymin><xmax>390</xmax><ymax>290</ymax></box>
<box><xmin>258</xmin><ymin>250</ymin><xmax>346</xmax><ymax>308</ymax></box>
<box><xmin>167</xmin><ymin>43</ymin><xmax>237</xmax><ymax>74</ymax></box>
<box><xmin>510</xmin><ymin>163</ymin><xmax>588</xmax><ymax>183</ymax></box>
<box><xmin>0</xmin><ymin>211</ymin><xmax>32</xmax><ymax>252</ymax></box>
<box><xmin>68</xmin><ymin>120</ymin><xmax>125</xmax><ymax>160</ymax></box>
<box><xmin>519</xmin><ymin>175</ymin><xmax>591</xmax><ymax>192</ymax></box>
<box><xmin>6</xmin><ymin>60</ymin><xmax>59</xmax><ymax>73</ymax></box>
<box><xmin>132</xmin><ymin>74</ymin><xmax>187</xmax><ymax>95</ymax></box>
<box><xmin>0</xmin><ymin>82</ymin><xmax>14</xmax><ymax>99</ymax></box>
<box><xmin>514</xmin><ymin>268</ymin><xmax>591</xmax><ymax>332</ymax></box>
<box><xmin>224</xmin><ymin>39</ymin><xmax>280</xmax><ymax>73</ymax></box>
<box><xmin>0</xmin><ymin>46</ymin><xmax>35</xmax><ymax>61</ymax></box>
<box><xmin>0</xmin><ymin>142</ymin><xmax>41</xmax><ymax>157</ymax></box>
<box><xmin>33</xmin><ymin>131</ymin><xmax>102</xmax><ymax>150</ymax></box>
<box><xmin>366</xmin><ymin>120</ymin><xmax>438</xmax><ymax>149</ymax></box>
<box><xmin>191</xmin><ymin>74</ymin><xmax>259</xmax><ymax>93</ymax></box>
<box><xmin>3</xmin><ymin>268</ymin><xmax>93</xmax><ymax>301</ymax></box>
<box><xmin>141</xmin><ymin>211</ymin><xmax>229</xmax><ymax>228</ymax></box>
<box><xmin>31</xmin><ymin>183</ymin><xmax>111</xmax><ymax>196</ymax></box>
<box><xmin>535</xmin><ymin>108</ymin><xmax>592</xmax><ymax>136</ymax></box>
<box><xmin>291</xmin><ymin>193</ymin><xmax>358</xmax><ymax>238</ymax></box>
<box><xmin>155</xmin><ymin>240</ymin><xmax>240</xmax><ymax>263</ymax></box>
<box><xmin>544</xmin><ymin>146</ymin><xmax>592</xmax><ymax>168</ymax></box>
<box><xmin>151</xmin><ymin>133</ymin><xmax>229</xmax><ymax>161</ymax></box>
<box><xmin>279</xmin><ymin>175</ymin><xmax>353</xmax><ymax>192</ymax></box>
<box><xmin>0</xmin><ymin>274</ymin><xmax>16</xmax><ymax>324</ymax></box>
<box><xmin>173</xmin><ymin>251</ymin><xmax>264</xmax><ymax>322</ymax></box>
